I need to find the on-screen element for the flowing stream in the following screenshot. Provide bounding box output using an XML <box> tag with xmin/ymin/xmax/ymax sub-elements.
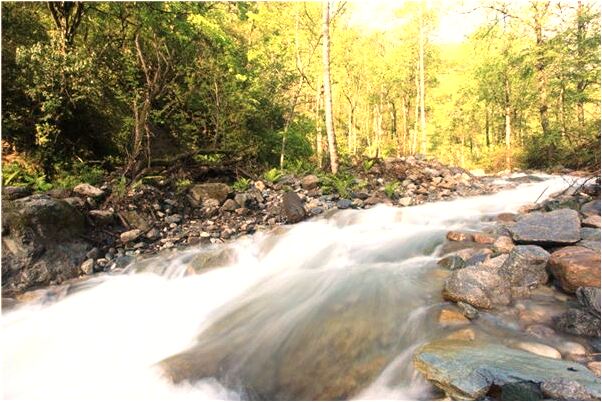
<box><xmin>2</xmin><ymin>175</ymin><xmax>579</xmax><ymax>400</ymax></box>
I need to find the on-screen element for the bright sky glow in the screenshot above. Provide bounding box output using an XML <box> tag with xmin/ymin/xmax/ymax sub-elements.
<box><xmin>347</xmin><ymin>0</ymin><xmax>489</xmax><ymax>44</ymax></box>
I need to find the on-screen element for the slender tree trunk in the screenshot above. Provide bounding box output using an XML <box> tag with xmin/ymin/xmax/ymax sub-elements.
<box><xmin>485</xmin><ymin>106</ymin><xmax>490</xmax><ymax>148</ymax></box>
<box><xmin>576</xmin><ymin>0</ymin><xmax>586</xmax><ymax>130</ymax></box>
<box><xmin>533</xmin><ymin>3</ymin><xmax>550</xmax><ymax>139</ymax></box>
<box><xmin>322</xmin><ymin>0</ymin><xmax>339</xmax><ymax>174</ymax></box>
<box><xmin>504</xmin><ymin>75</ymin><xmax>512</xmax><ymax>169</ymax></box>
<box><xmin>413</xmin><ymin>63</ymin><xmax>419</xmax><ymax>154</ymax></box>
<box><xmin>401</xmin><ymin>96</ymin><xmax>408</xmax><ymax>156</ymax></box>
<box><xmin>315</xmin><ymin>75</ymin><xmax>323</xmax><ymax>169</ymax></box>
<box><xmin>419</xmin><ymin>1</ymin><xmax>427</xmax><ymax>156</ymax></box>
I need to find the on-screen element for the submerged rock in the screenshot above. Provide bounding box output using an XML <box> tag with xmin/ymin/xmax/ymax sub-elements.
<box><xmin>507</xmin><ymin>209</ymin><xmax>581</xmax><ymax>246</ymax></box>
<box><xmin>554</xmin><ymin>308</ymin><xmax>601</xmax><ymax>337</ymax></box>
<box><xmin>576</xmin><ymin>287</ymin><xmax>601</xmax><ymax>316</ymax></box>
<box><xmin>413</xmin><ymin>339</ymin><xmax>600</xmax><ymax>400</ymax></box>
<box><xmin>548</xmin><ymin>246</ymin><xmax>601</xmax><ymax>293</ymax></box>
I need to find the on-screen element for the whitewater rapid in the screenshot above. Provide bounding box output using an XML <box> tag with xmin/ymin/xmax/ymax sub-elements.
<box><xmin>2</xmin><ymin>174</ymin><xmax>575</xmax><ymax>400</ymax></box>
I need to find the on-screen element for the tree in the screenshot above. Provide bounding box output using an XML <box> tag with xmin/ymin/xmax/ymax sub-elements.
<box><xmin>322</xmin><ymin>0</ymin><xmax>339</xmax><ymax>174</ymax></box>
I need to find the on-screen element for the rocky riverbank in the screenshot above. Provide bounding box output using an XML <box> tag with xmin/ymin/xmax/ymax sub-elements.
<box><xmin>416</xmin><ymin>177</ymin><xmax>602</xmax><ymax>400</ymax></box>
<box><xmin>2</xmin><ymin>156</ymin><xmax>504</xmax><ymax>297</ymax></box>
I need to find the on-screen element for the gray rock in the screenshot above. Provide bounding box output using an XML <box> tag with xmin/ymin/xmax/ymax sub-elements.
<box><xmin>2</xmin><ymin>195</ymin><xmax>89</xmax><ymax>295</ymax></box>
<box><xmin>2</xmin><ymin>186</ymin><xmax>32</xmax><ymax>200</ymax></box>
<box><xmin>301</xmin><ymin>175</ymin><xmax>320</xmax><ymax>190</ymax></box>
<box><xmin>508</xmin><ymin>209</ymin><xmax>581</xmax><ymax>246</ymax></box>
<box><xmin>554</xmin><ymin>308</ymin><xmax>601</xmax><ymax>337</ymax></box>
<box><xmin>121</xmin><ymin>210</ymin><xmax>150</xmax><ymax>231</ymax></box>
<box><xmin>165</xmin><ymin>214</ymin><xmax>182</xmax><ymax>224</ymax></box>
<box><xmin>189</xmin><ymin>183</ymin><xmax>230</xmax><ymax>204</ymax></box>
<box><xmin>413</xmin><ymin>339</ymin><xmax>600</xmax><ymax>400</ymax></box>
<box><xmin>399</xmin><ymin>197</ymin><xmax>412</xmax><ymax>207</ymax></box>
<box><xmin>120</xmin><ymin>229</ymin><xmax>142</xmax><ymax>244</ymax></box>
<box><xmin>442</xmin><ymin>264</ymin><xmax>511</xmax><ymax>309</ymax></box>
<box><xmin>221</xmin><ymin>199</ymin><xmax>239</xmax><ymax>212</ymax></box>
<box><xmin>145</xmin><ymin>228</ymin><xmax>161</xmax><ymax>240</ymax></box>
<box><xmin>73</xmin><ymin>183</ymin><xmax>105</xmax><ymax>198</ymax></box>
<box><xmin>581</xmin><ymin>227</ymin><xmax>601</xmax><ymax>241</ymax></box>
<box><xmin>437</xmin><ymin>255</ymin><xmax>465</xmax><ymax>270</ymax></box>
<box><xmin>80</xmin><ymin>259</ymin><xmax>95</xmax><ymax>275</ymax></box>
<box><xmin>336</xmin><ymin>199</ymin><xmax>352</xmax><ymax>209</ymax></box>
<box><xmin>234</xmin><ymin>193</ymin><xmax>251</xmax><ymax>208</ymax></box>
<box><xmin>576</xmin><ymin>287</ymin><xmax>601</xmax><ymax>316</ymax></box>
<box><xmin>282</xmin><ymin>192</ymin><xmax>306</xmax><ymax>223</ymax></box>
<box><xmin>457</xmin><ymin>301</ymin><xmax>479</xmax><ymax>319</ymax></box>
<box><xmin>498</xmin><ymin>245</ymin><xmax>550</xmax><ymax>288</ymax></box>
<box><xmin>464</xmin><ymin>252</ymin><xmax>490</xmax><ymax>267</ymax></box>
<box><xmin>582</xmin><ymin>215</ymin><xmax>601</xmax><ymax>228</ymax></box>
<box><xmin>310</xmin><ymin>207</ymin><xmax>324</xmax><ymax>215</ymax></box>
<box><xmin>88</xmin><ymin>209</ymin><xmax>115</xmax><ymax>225</ymax></box>
<box><xmin>541</xmin><ymin>378</ymin><xmax>600</xmax><ymax>400</ymax></box>
<box><xmin>86</xmin><ymin>247</ymin><xmax>100</xmax><ymax>259</ymax></box>
<box><xmin>581</xmin><ymin>199</ymin><xmax>601</xmax><ymax>217</ymax></box>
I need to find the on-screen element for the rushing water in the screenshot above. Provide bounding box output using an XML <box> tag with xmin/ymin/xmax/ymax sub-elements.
<box><xmin>2</xmin><ymin>175</ymin><xmax>581</xmax><ymax>400</ymax></box>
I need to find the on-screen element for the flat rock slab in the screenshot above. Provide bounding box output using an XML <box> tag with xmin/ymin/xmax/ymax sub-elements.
<box><xmin>549</xmin><ymin>246</ymin><xmax>601</xmax><ymax>293</ymax></box>
<box><xmin>413</xmin><ymin>339</ymin><xmax>600</xmax><ymax>400</ymax></box>
<box><xmin>508</xmin><ymin>208</ymin><xmax>580</xmax><ymax>246</ymax></box>
<box><xmin>581</xmin><ymin>199</ymin><xmax>601</xmax><ymax>217</ymax></box>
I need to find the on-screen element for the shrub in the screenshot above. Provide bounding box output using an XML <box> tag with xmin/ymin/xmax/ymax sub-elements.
<box><xmin>263</xmin><ymin>168</ymin><xmax>283</xmax><ymax>183</ymax></box>
<box><xmin>233</xmin><ymin>177</ymin><xmax>252</xmax><ymax>192</ymax></box>
<box><xmin>384</xmin><ymin>181</ymin><xmax>400</xmax><ymax>199</ymax></box>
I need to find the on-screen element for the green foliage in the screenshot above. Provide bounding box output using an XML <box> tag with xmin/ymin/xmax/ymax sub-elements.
<box><xmin>113</xmin><ymin>175</ymin><xmax>128</xmax><ymax>199</ymax></box>
<box><xmin>263</xmin><ymin>168</ymin><xmax>283</xmax><ymax>183</ymax></box>
<box><xmin>1</xmin><ymin>161</ymin><xmax>52</xmax><ymax>191</ymax></box>
<box><xmin>320</xmin><ymin>173</ymin><xmax>355</xmax><ymax>199</ymax></box>
<box><xmin>175</xmin><ymin>178</ymin><xmax>193</xmax><ymax>193</ymax></box>
<box><xmin>384</xmin><ymin>181</ymin><xmax>400</xmax><ymax>199</ymax></box>
<box><xmin>54</xmin><ymin>162</ymin><xmax>105</xmax><ymax>189</ymax></box>
<box><xmin>232</xmin><ymin>177</ymin><xmax>252</xmax><ymax>192</ymax></box>
<box><xmin>362</xmin><ymin>159</ymin><xmax>375</xmax><ymax>172</ymax></box>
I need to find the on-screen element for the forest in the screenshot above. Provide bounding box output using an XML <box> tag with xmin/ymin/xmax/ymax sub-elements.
<box><xmin>1</xmin><ymin>0</ymin><xmax>600</xmax><ymax>189</ymax></box>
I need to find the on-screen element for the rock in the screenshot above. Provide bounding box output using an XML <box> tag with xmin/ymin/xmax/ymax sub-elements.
<box><xmin>457</xmin><ymin>301</ymin><xmax>479</xmax><ymax>319</ymax></box>
<box><xmin>413</xmin><ymin>339</ymin><xmax>600</xmax><ymax>401</ymax></box>
<box><xmin>577</xmin><ymin>240</ymin><xmax>601</xmax><ymax>252</ymax></box>
<box><xmin>254</xmin><ymin>181</ymin><xmax>266</xmax><ymax>192</ymax></box>
<box><xmin>557</xmin><ymin>341</ymin><xmax>588</xmax><ymax>359</ymax></box>
<box><xmin>493</xmin><ymin>236</ymin><xmax>514</xmax><ymax>253</ymax></box>
<box><xmin>464</xmin><ymin>252</ymin><xmax>490</xmax><ymax>267</ymax></box>
<box><xmin>554</xmin><ymin>308</ymin><xmax>601</xmax><ymax>337</ymax></box>
<box><xmin>498</xmin><ymin>245</ymin><xmax>550</xmax><ymax>288</ymax></box>
<box><xmin>281</xmin><ymin>192</ymin><xmax>306</xmax><ymax>223</ymax></box>
<box><xmin>63</xmin><ymin>197</ymin><xmax>85</xmax><ymax>208</ymax></box>
<box><xmin>497</xmin><ymin>212</ymin><xmax>517</xmax><ymax>222</ymax></box>
<box><xmin>189</xmin><ymin>183</ymin><xmax>230</xmax><ymax>204</ymax></box>
<box><xmin>541</xmin><ymin>379</ymin><xmax>599</xmax><ymax>401</ymax></box>
<box><xmin>576</xmin><ymin>287</ymin><xmax>601</xmax><ymax>316</ymax></box>
<box><xmin>221</xmin><ymin>199</ymin><xmax>238</xmax><ymax>211</ymax></box>
<box><xmin>581</xmin><ymin>199</ymin><xmax>601</xmax><ymax>217</ymax></box>
<box><xmin>583</xmin><ymin>215</ymin><xmax>601</xmax><ymax>228</ymax></box>
<box><xmin>2</xmin><ymin>195</ymin><xmax>89</xmax><ymax>295</ymax></box>
<box><xmin>438</xmin><ymin>308</ymin><xmax>470</xmax><ymax>326</ymax></box>
<box><xmin>508</xmin><ymin>208</ymin><xmax>581</xmax><ymax>246</ymax></box>
<box><xmin>203</xmin><ymin>198</ymin><xmax>221</xmax><ymax>209</ymax></box>
<box><xmin>145</xmin><ymin>228</ymin><xmax>160</xmax><ymax>240</ymax></box>
<box><xmin>310</xmin><ymin>207</ymin><xmax>324</xmax><ymax>215</ymax></box>
<box><xmin>447</xmin><ymin>231</ymin><xmax>474</xmax><ymax>242</ymax></box>
<box><xmin>336</xmin><ymin>199</ymin><xmax>352</xmax><ymax>209</ymax></box>
<box><xmin>437</xmin><ymin>255</ymin><xmax>464</xmax><ymax>270</ymax></box>
<box><xmin>548</xmin><ymin>246</ymin><xmax>601</xmax><ymax>293</ymax></box>
<box><xmin>121</xmin><ymin>210</ymin><xmax>150</xmax><ymax>231</ymax></box>
<box><xmin>587</xmin><ymin>362</ymin><xmax>601</xmax><ymax>377</ymax></box>
<box><xmin>513</xmin><ymin>342</ymin><xmax>561</xmax><ymax>359</ymax></box>
<box><xmin>88</xmin><ymin>210</ymin><xmax>115</xmax><ymax>225</ymax></box>
<box><xmin>120</xmin><ymin>229</ymin><xmax>142</xmax><ymax>244</ymax></box>
<box><xmin>364</xmin><ymin>196</ymin><xmax>382</xmax><ymax>206</ymax></box>
<box><xmin>301</xmin><ymin>175</ymin><xmax>320</xmax><ymax>190</ymax></box>
<box><xmin>80</xmin><ymin>258</ymin><xmax>95</xmax><ymax>275</ymax></box>
<box><xmin>86</xmin><ymin>247</ymin><xmax>100</xmax><ymax>259</ymax></box>
<box><xmin>234</xmin><ymin>193</ymin><xmax>250</xmax><ymax>208</ymax></box>
<box><xmin>446</xmin><ymin>328</ymin><xmax>476</xmax><ymax>341</ymax></box>
<box><xmin>473</xmin><ymin>233</ymin><xmax>495</xmax><ymax>244</ymax></box>
<box><xmin>73</xmin><ymin>183</ymin><xmax>104</xmax><ymax>198</ymax></box>
<box><xmin>165</xmin><ymin>214</ymin><xmax>182</xmax><ymax>224</ymax></box>
<box><xmin>525</xmin><ymin>324</ymin><xmax>556</xmax><ymax>339</ymax></box>
<box><xmin>442</xmin><ymin>265</ymin><xmax>511</xmax><ymax>309</ymax></box>
<box><xmin>581</xmin><ymin>227</ymin><xmax>601</xmax><ymax>241</ymax></box>
<box><xmin>398</xmin><ymin>197</ymin><xmax>412</xmax><ymax>207</ymax></box>
<box><xmin>2</xmin><ymin>186</ymin><xmax>32</xmax><ymax>200</ymax></box>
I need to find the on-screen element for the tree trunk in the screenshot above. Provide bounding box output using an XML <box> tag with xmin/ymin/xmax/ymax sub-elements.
<box><xmin>419</xmin><ymin>1</ymin><xmax>427</xmax><ymax>156</ymax></box>
<box><xmin>504</xmin><ymin>74</ymin><xmax>512</xmax><ymax>169</ymax></box>
<box><xmin>533</xmin><ymin>2</ymin><xmax>550</xmax><ymax>139</ymax></box>
<box><xmin>412</xmin><ymin>63</ymin><xmax>419</xmax><ymax>154</ymax></box>
<box><xmin>485</xmin><ymin>106</ymin><xmax>490</xmax><ymax>148</ymax></box>
<box><xmin>401</xmin><ymin>95</ymin><xmax>408</xmax><ymax>156</ymax></box>
<box><xmin>315</xmin><ymin>74</ymin><xmax>323</xmax><ymax>169</ymax></box>
<box><xmin>576</xmin><ymin>0</ymin><xmax>586</xmax><ymax>130</ymax></box>
<box><xmin>322</xmin><ymin>0</ymin><xmax>339</xmax><ymax>174</ymax></box>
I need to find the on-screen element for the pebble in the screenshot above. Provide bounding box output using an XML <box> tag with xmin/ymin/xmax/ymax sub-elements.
<box><xmin>438</xmin><ymin>308</ymin><xmax>470</xmax><ymax>326</ymax></box>
<box><xmin>80</xmin><ymin>259</ymin><xmax>95</xmax><ymax>275</ymax></box>
<box><xmin>513</xmin><ymin>341</ymin><xmax>561</xmax><ymax>359</ymax></box>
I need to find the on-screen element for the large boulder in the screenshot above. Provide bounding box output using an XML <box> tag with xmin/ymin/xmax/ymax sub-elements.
<box><xmin>442</xmin><ymin>263</ymin><xmax>511</xmax><ymax>309</ymax></box>
<box><xmin>2</xmin><ymin>186</ymin><xmax>32</xmax><ymax>200</ymax></box>
<box><xmin>548</xmin><ymin>246</ymin><xmax>601</xmax><ymax>293</ymax></box>
<box><xmin>554</xmin><ymin>308</ymin><xmax>601</xmax><ymax>337</ymax></box>
<box><xmin>507</xmin><ymin>209</ymin><xmax>581</xmax><ymax>246</ymax></box>
<box><xmin>413</xmin><ymin>339</ymin><xmax>600</xmax><ymax>400</ymax></box>
<box><xmin>498</xmin><ymin>245</ymin><xmax>550</xmax><ymax>288</ymax></box>
<box><xmin>189</xmin><ymin>183</ymin><xmax>231</xmax><ymax>205</ymax></box>
<box><xmin>576</xmin><ymin>287</ymin><xmax>601</xmax><ymax>316</ymax></box>
<box><xmin>2</xmin><ymin>195</ymin><xmax>89</xmax><ymax>295</ymax></box>
<box><xmin>281</xmin><ymin>192</ymin><xmax>306</xmax><ymax>223</ymax></box>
